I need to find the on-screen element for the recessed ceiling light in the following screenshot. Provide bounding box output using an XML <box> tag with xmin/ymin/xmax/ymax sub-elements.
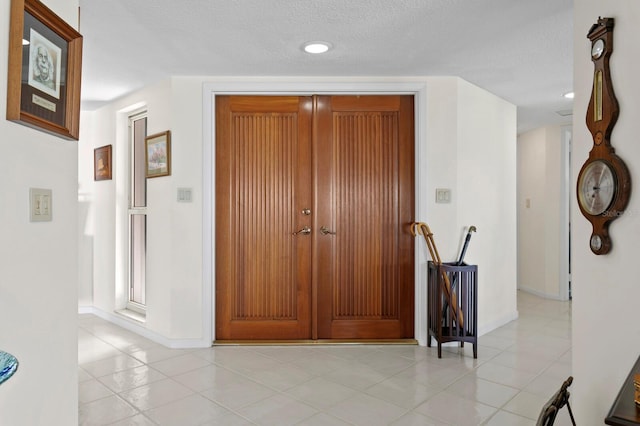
<box><xmin>303</xmin><ymin>41</ymin><xmax>332</xmax><ymax>54</ymax></box>
<box><xmin>563</xmin><ymin>91</ymin><xmax>575</xmax><ymax>99</ymax></box>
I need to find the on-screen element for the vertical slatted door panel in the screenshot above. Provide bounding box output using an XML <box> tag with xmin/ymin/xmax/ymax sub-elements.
<box><xmin>333</xmin><ymin>113</ymin><xmax>394</xmax><ymax>319</ymax></box>
<box><xmin>216</xmin><ymin>96</ymin><xmax>312</xmax><ymax>340</ymax></box>
<box><xmin>314</xmin><ymin>95</ymin><xmax>415</xmax><ymax>339</ymax></box>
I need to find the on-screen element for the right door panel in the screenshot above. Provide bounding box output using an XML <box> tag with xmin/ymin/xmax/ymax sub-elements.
<box><xmin>313</xmin><ymin>95</ymin><xmax>415</xmax><ymax>339</ymax></box>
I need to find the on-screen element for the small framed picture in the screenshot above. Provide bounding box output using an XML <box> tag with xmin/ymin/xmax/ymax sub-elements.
<box><xmin>6</xmin><ymin>0</ymin><xmax>83</xmax><ymax>140</ymax></box>
<box><xmin>145</xmin><ymin>131</ymin><xmax>171</xmax><ymax>178</ymax></box>
<box><xmin>94</xmin><ymin>145</ymin><xmax>112</xmax><ymax>181</ymax></box>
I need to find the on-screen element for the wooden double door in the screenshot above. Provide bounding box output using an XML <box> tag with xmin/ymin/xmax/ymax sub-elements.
<box><xmin>215</xmin><ymin>95</ymin><xmax>414</xmax><ymax>341</ymax></box>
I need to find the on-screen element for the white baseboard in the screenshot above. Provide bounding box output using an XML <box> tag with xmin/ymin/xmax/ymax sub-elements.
<box><xmin>478</xmin><ymin>310</ymin><xmax>519</xmax><ymax>337</ymax></box>
<box><xmin>518</xmin><ymin>286</ymin><xmax>568</xmax><ymax>301</ymax></box>
<box><xmin>78</xmin><ymin>306</ymin><xmax>212</xmax><ymax>349</ymax></box>
<box><xmin>78</xmin><ymin>303</ymin><xmax>517</xmax><ymax>348</ymax></box>
<box><xmin>78</xmin><ymin>306</ymin><xmax>94</xmax><ymax>314</ymax></box>
<box><xmin>426</xmin><ymin>309</ymin><xmax>519</xmax><ymax>347</ymax></box>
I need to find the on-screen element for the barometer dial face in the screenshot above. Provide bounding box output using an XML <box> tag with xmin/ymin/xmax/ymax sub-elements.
<box><xmin>577</xmin><ymin>160</ymin><xmax>615</xmax><ymax>216</ymax></box>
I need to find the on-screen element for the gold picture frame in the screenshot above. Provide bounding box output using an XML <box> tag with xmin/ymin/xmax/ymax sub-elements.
<box><xmin>94</xmin><ymin>145</ymin><xmax>112</xmax><ymax>181</ymax></box>
<box><xmin>6</xmin><ymin>0</ymin><xmax>83</xmax><ymax>140</ymax></box>
<box><xmin>145</xmin><ymin>131</ymin><xmax>171</xmax><ymax>178</ymax></box>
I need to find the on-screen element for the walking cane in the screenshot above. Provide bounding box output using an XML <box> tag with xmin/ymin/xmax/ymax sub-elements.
<box><xmin>411</xmin><ymin>222</ymin><xmax>464</xmax><ymax>329</ymax></box>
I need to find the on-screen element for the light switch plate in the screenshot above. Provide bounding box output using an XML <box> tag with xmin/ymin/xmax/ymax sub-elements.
<box><xmin>30</xmin><ymin>188</ymin><xmax>52</xmax><ymax>222</ymax></box>
<box><xmin>435</xmin><ymin>188</ymin><xmax>451</xmax><ymax>204</ymax></box>
<box><xmin>177</xmin><ymin>187</ymin><xmax>193</xmax><ymax>202</ymax></box>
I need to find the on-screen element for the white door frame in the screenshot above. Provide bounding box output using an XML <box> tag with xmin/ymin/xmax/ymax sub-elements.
<box><xmin>559</xmin><ymin>125</ymin><xmax>572</xmax><ymax>300</ymax></box>
<box><xmin>201</xmin><ymin>81</ymin><xmax>429</xmax><ymax>345</ymax></box>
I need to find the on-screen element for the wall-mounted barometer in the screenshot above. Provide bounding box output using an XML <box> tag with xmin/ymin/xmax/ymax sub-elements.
<box><xmin>577</xmin><ymin>17</ymin><xmax>631</xmax><ymax>255</ymax></box>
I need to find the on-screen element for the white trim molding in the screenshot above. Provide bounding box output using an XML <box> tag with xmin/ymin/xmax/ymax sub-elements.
<box><xmin>80</xmin><ymin>306</ymin><xmax>212</xmax><ymax>349</ymax></box>
<box><xmin>201</xmin><ymin>79</ymin><xmax>429</xmax><ymax>345</ymax></box>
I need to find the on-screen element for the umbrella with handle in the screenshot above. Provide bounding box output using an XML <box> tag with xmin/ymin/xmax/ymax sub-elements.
<box><xmin>457</xmin><ymin>226</ymin><xmax>477</xmax><ymax>265</ymax></box>
<box><xmin>443</xmin><ymin>225</ymin><xmax>477</xmax><ymax>329</ymax></box>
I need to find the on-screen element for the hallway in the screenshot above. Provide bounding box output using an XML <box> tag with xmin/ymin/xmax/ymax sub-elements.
<box><xmin>78</xmin><ymin>291</ymin><xmax>573</xmax><ymax>425</ymax></box>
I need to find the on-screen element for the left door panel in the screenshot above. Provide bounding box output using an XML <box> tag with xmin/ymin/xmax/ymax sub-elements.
<box><xmin>215</xmin><ymin>96</ymin><xmax>313</xmax><ymax>340</ymax></box>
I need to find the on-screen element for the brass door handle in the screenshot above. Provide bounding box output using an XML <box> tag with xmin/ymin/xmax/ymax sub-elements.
<box><xmin>320</xmin><ymin>226</ymin><xmax>336</xmax><ymax>235</ymax></box>
<box><xmin>293</xmin><ymin>226</ymin><xmax>311</xmax><ymax>235</ymax></box>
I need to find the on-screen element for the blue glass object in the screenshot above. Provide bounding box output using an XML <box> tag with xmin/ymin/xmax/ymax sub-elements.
<box><xmin>0</xmin><ymin>351</ymin><xmax>18</xmax><ymax>385</ymax></box>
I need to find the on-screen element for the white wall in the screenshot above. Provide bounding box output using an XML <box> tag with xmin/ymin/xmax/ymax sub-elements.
<box><xmin>80</xmin><ymin>76</ymin><xmax>517</xmax><ymax>347</ymax></box>
<box><xmin>422</xmin><ymin>77</ymin><xmax>519</xmax><ymax>335</ymax></box>
<box><xmin>0</xmin><ymin>0</ymin><xmax>79</xmax><ymax>424</ymax></box>
<box><xmin>517</xmin><ymin>125</ymin><xmax>567</xmax><ymax>300</ymax></box>
<box><xmin>457</xmin><ymin>79</ymin><xmax>518</xmax><ymax>334</ymax></box>
<box><xmin>79</xmin><ymin>78</ymin><xmax>208</xmax><ymax>345</ymax></box>
<box><xmin>79</xmin><ymin>80</ymin><xmax>203</xmax><ymax>343</ymax></box>
<box><xmin>572</xmin><ymin>1</ymin><xmax>640</xmax><ymax>422</ymax></box>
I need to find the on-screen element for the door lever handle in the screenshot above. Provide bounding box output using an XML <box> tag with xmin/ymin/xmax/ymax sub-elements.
<box><xmin>293</xmin><ymin>226</ymin><xmax>311</xmax><ymax>235</ymax></box>
<box><xmin>320</xmin><ymin>226</ymin><xmax>336</xmax><ymax>235</ymax></box>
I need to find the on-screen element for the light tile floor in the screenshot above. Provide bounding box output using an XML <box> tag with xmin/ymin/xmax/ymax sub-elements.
<box><xmin>79</xmin><ymin>291</ymin><xmax>574</xmax><ymax>425</ymax></box>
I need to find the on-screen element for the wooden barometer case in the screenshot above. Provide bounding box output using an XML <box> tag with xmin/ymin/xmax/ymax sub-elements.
<box><xmin>577</xmin><ymin>17</ymin><xmax>631</xmax><ymax>255</ymax></box>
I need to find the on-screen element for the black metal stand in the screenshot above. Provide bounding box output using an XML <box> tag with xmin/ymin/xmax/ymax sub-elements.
<box><xmin>427</xmin><ymin>261</ymin><xmax>478</xmax><ymax>358</ymax></box>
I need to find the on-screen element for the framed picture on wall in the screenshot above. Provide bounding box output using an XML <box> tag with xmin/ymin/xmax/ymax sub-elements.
<box><xmin>145</xmin><ymin>131</ymin><xmax>171</xmax><ymax>178</ymax></box>
<box><xmin>6</xmin><ymin>0</ymin><xmax>83</xmax><ymax>140</ymax></box>
<box><xmin>94</xmin><ymin>145</ymin><xmax>112</xmax><ymax>181</ymax></box>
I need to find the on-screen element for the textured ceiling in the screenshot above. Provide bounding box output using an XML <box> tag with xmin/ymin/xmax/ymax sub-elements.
<box><xmin>78</xmin><ymin>0</ymin><xmax>573</xmax><ymax>134</ymax></box>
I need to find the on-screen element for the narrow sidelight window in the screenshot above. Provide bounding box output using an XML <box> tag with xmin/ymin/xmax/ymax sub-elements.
<box><xmin>128</xmin><ymin>113</ymin><xmax>147</xmax><ymax>311</ymax></box>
